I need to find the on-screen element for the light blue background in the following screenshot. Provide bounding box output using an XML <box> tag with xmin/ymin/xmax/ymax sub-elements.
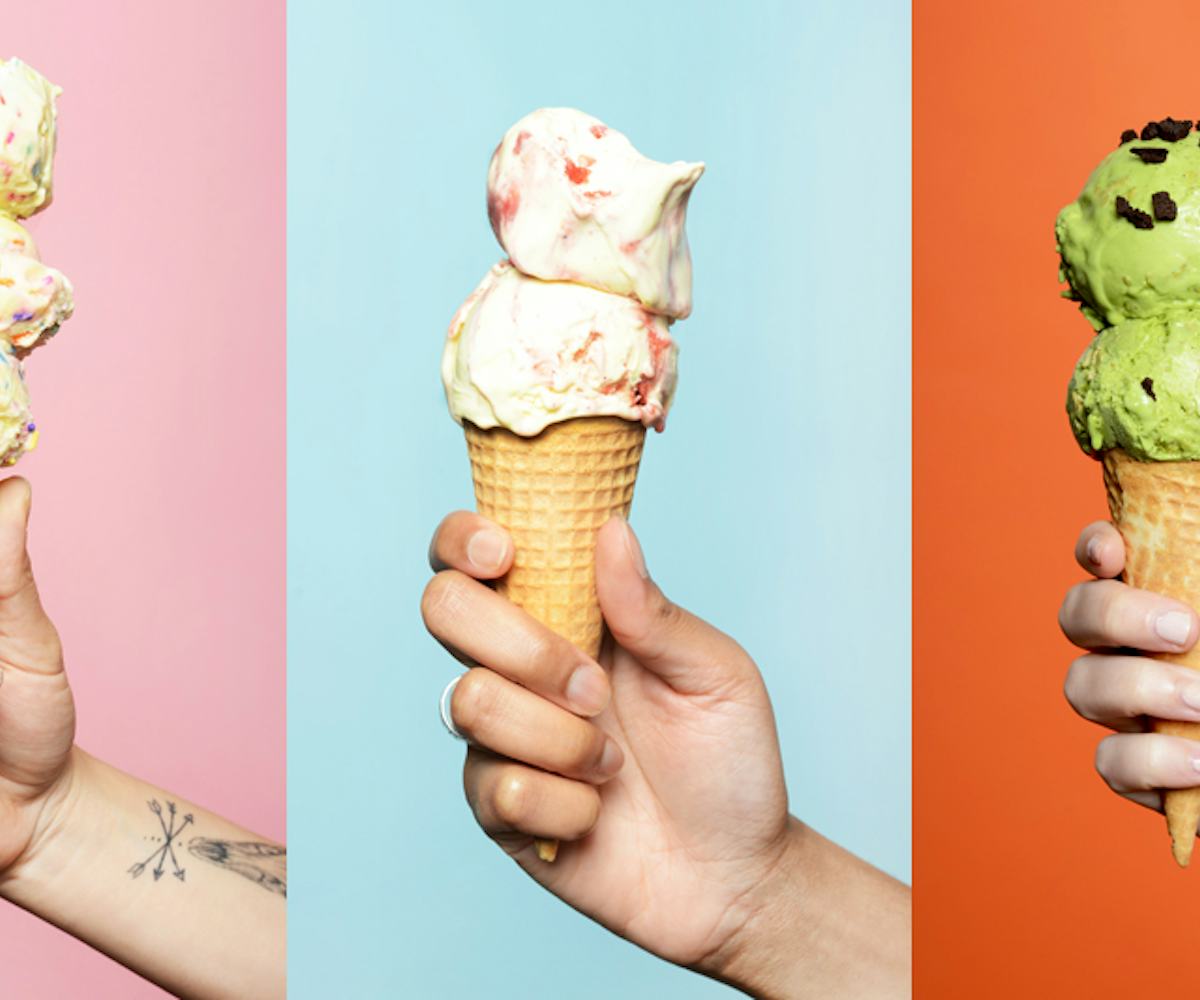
<box><xmin>289</xmin><ymin>0</ymin><xmax>910</xmax><ymax>995</ymax></box>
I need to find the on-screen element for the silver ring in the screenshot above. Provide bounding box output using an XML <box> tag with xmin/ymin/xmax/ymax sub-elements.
<box><xmin>439</xmin><ymin>675</ymin><xmax>466</xmax><ymax>740</ymax></box>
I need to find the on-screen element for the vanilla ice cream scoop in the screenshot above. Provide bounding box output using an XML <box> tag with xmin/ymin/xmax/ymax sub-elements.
<box><xmin>0</xmin><ymin>58</ymin><xmax>60</xmax><ymax>219</ymax></box>
<box><xmin>487</xmin><ymin>108</ymin><xmax>704</xmax><ymax>319</ymax></box>
<box><xmin>0</xmin><ymin>342</ymin><xmax>37</xmax><ymax>465</ymax></box>
<box><xmin>443</xmin><ymin>260</ymin><xmax>677</xmax><ymax>436</ymax></box>
<box><xmin>0</xmin><ymin>216</ymin><xmax>74</xmax><ymax>356</ymax></box>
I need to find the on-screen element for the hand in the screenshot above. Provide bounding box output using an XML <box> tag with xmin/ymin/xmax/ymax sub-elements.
<box><xmin>424</xmin><ymin>512</ymin><xmax>909</xmax><ymax>997</ymax></box>
<box><xmin>0</xmin><ymin>478</ymin><xmax>74</xmax><ymax>879</ymax></box>
<box><xmin>1060</xmin><ymin>520</ymin><xmax>1200</xmax><ymax>814</ymax></box>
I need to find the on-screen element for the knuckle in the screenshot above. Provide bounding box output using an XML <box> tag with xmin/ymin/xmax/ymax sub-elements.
<box><xmin>493</xmin><ymin>770</ymin><xmax>535</xmax><ymax>828</ymax></box>
<box><xmin>1126</xmin><ymin>660</ymin><xmax>1158</xmax><ymax>711</ymax></box>
<box><xmin>655</xmin><ymin>594</ymin><xmax>685</xmax><ymax>632</ymax></box>
<box><xmin>451</xmin><ymin>668</ymin><xmax>497</xmax><ymax>740</ymax></box>
<box><xmin>1063</xmin><ymin>655</ymin><xmax>1089</xmax><ymax>706</ymax></box>
<box><xmin>421</xmin><ymin>571</ymin><xmax>468</xmax><ymax>631</ymax></box>
<box><xmin>1094</xmin><ymin>735</ymin><xmax>1120</xmax><ymax>786</ymax></box>
<box><xmin>612</xmin><ymin>589</ymin><xmax>680</xmax><ymax>652</ymax></box>
<box><xmin>521</xmin><ymin>629</ymin><xmax>570</xmax><ymax>680</ymax></box>
<box><xmin>1096</xmin><ymin>584</ymin><xmax>1128</xmax><ymax>643</ymax></box>
<box><xmin>462</xmin><ymin>761</ymin><xmax>486</xmax><ymax>819</ymax></box>
<box><xmin>1058</xmin><ymin>583</ymin><xmax>1085</xmax><ymax>635</ymax></box>
<box><xmin>522</xmin><ymin>629</ymin><xmax>554</xmax><ymax>670</ymax></box>
<box><xmin>1141</xmin><ymin>736</ymin><xmax>1172</xmax><ymax>780</ymax></box>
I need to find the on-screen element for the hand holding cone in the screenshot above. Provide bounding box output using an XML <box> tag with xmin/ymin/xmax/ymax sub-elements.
<box><xmin>444</xmin><ymin>110</ymin><xmax>701</xmax><ymax>862</ymax></box>
<box><xmin>466</xmin><ymin>416</ymin><xmax>645</xmax><ymax>862</ymax></box>
<box><xmin>1059</xmin><ymin>119</ymin><xmax>1200</xmax><ymax>866</ymax></box>
<box><xmin>1103</xmin><ymin>451</ymin><xmax>1200</xmax><ymax>866</ymax></box>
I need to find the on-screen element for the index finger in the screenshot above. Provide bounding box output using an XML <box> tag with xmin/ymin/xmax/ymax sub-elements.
<box><xmin>1075</xmin><ymin>520</ymin><xmax>1125</xmax><ymax>579</ymax></box>
<box><xmin>429</xmin><ymin>510</ymin><xmax>514</xmax><ymax>579</ymax></box>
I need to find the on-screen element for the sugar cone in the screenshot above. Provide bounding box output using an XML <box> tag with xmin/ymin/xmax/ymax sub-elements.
<box><xmin>464</xmin><ymin>416</ymin><xmax>646</xmax><ymax>861</ymax></box>
<box><xmin>1102</xmin><ymin>449</ymin><xmax>1200</xmax><ymax>866</ymax></box>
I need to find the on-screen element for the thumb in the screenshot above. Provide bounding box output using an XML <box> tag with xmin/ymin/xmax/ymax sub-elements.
<box><xmin>595</xmin><ymin>517</ymin><xmax>759</xmax><ymax>696</ymax></box>
<box><xmin>0</xmin><ymin>477</ymin><xmax>60</xmax><ymax>674</ymax></box>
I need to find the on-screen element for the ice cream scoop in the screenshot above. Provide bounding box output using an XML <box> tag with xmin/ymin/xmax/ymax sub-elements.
<box><xmin>1057</xmin><ymin>118</ymin><xmax>1200</xmax><ymax>331</ymax></box>
<box><xmin>1068</xmin><ymin>309</ymin><xmax>1200</xmax><ymax>460</ymax></box>
<box><xmin>487</xmin><ymin>108</ymin><xmax>704</xmax><ymax>319</ymax></box>
<box><xmin>0</xmin><ymin>58</ymin><xmax>60</xmax><ymax>219</ymax></box>
<box><xmin>0</xmin><ymin>217</ymin><xmax>74</xmax><ymax>355</ymax></box>
<box><xmin>1075</xmin><ymin>307</ymin><xmax>1200</xmax><ymax>460</ymax></box>
<box><xmin>442</xmin><ymin>260</ymin><xmax>676</xmax><ymax>437</ymax></box>
<box><xmin>0</xmin><ymin>343</ymin><xmax>37</xmax><ymax>466</ymax></box>
<box><xmin>0</xmin><ymin>215</ymin><xmax>38</xmax><ymax>256</ymax></box>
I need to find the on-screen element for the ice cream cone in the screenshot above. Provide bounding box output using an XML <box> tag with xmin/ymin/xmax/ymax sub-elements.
<box><xmin>1102</xmin><ymin>449</ymin><xmax>1200</xmax><ymax>866</ymax></box>
<box><xmin>465</xmin><ymin>415</ymin><xmax>645</xmax><ymax>656</ymax></box>
<box><xmin>464</xmin><ymin>415</ymin><xmax>646</xmax><ymax>863</ymax></box>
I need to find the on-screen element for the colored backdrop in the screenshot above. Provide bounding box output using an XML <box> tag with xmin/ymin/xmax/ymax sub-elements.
<box><xmin>0</xmin><ymin>3</ymin><xmax>286</xmax><ymax>997</ymax></box>
<box><xmin>915</xmin><ymin>0</ymin><xmax>1200</xmax><ymax>995</ymax></box>
<box><xmin>289</xmin><ymin>0</ymin><xmax>909</xmax><ymax>995</ymax></box>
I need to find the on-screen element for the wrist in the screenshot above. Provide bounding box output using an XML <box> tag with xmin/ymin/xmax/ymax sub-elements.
<box><xmin>0</xmin><ymin>745</ymin><xmax>87</xmax><ymax>900</ymax></box>
<box><xmin>699</xmin><ymin>816</ymin><xmax>806</xmax><ymax>998</ymax></box>
<box><xmin>705</xmin><ymin>817</ymin><xmax>911</xmax><ymax>999</ymax></box>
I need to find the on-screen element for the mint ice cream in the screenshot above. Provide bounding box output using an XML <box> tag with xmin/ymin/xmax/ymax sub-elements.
<box><xmin>1058</xmin><ymin>118</ymin><xmax>1200</xmax><ymax>331</ymax></box>
<box><xmin>1068</xmin><ymin>309</ymin><xmax>1200</xmax><ymax>460</ymax></box>
<box><xmin>1061</xmin><ymin>118</ymin><xmax>1200</xmax><ymax>461</ymax></box>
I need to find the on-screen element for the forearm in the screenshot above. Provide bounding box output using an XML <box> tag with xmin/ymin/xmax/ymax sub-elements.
<box><xmin>0</xmin><ymin>747</ymin><xmax>285</xmax><ymax>999</ymax></box>
<box><xmin>714</xmin><ymin>817</ymin><xmax>911</xmax><ymax>999</ymax></box>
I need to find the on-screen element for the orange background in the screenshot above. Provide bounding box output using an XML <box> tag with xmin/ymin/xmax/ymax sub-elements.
<box><xmin>915</xmin><ymin>0</ymin><xmax>1200</xmax><ymax>995</ymax></box>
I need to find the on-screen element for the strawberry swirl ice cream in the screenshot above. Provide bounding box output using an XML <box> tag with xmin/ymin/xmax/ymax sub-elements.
<box><xmin>443</xmin><ymin>261</ymin><xmax>676</xmax><ymax>437</ymax></box>
<box><xmin>487</xmin><ymin>107</ymin><xmax>704</xmax><ymax>319</ymax></box>
<box><xmin>444</xmin><ymin>108</ymin><xmax>701</xmax><ymax>437</ymax></box>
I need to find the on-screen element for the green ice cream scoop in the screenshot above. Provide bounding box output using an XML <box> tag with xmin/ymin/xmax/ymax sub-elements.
<box><xmin>1068</xmin><ymin>308</ymin><xmax>1200</xmax><ymax>460</ymax></box>
<box><xmin>1057</xmin><ymin>125</ymin><xmax>1200</xmax><ymax>331</ymax></box>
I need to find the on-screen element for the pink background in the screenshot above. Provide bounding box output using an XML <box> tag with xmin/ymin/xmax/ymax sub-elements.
<box><xmin>1</xmin><ymin>2</ymin><xmax>286</xmax><ymax>996</ymax></box>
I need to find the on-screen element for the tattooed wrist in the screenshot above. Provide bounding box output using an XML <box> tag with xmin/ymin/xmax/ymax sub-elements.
<box><xmin>128</xmin><ymin>800</ymin><xmax>287</xmax><ymax>897</ymax></box>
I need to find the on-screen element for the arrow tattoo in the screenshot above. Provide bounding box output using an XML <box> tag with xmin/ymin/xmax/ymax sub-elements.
<box><xmin>128</xmin><ymin>799</ymin><xmax>195</xmax><ymax>884</ymax></box>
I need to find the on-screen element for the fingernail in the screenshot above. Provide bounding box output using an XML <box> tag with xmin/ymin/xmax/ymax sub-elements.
<box><xmin>1156</xmin><ymin>611</ymin><xmax>1193</xmax><ymax>646</ymax></box>
<box><xmin>597</xmin><ymin>739</ymin><xmax>624</xmax><ymax>778</ymax></box>
<box><xmin>1183</xmin><ymin>683</ymin><xmax>1200</xmax><ymax>712</ymax></box>
<box><xmin>566</xmin><ymin>663</ymin><xmax>610</xmax><ymax>715</ymax></box>
<box><xmin>1086</xmin><ymin>536</ymin><xmax>1103</xmax><ymax>566</ymax></box>
<box><xmin>621</xmin><ymin>518</ymin><xmax>649</xmax><ymax>579</ymax></box>
<box><xmin>466</xmin><ymin>529</ymin><xmax>508</xmax><ymax>572</ymax></box>
<box><xmin>1190</xmin><ymin>754</ymin><xmax>1200</xmax><ymax>774</ymax></box>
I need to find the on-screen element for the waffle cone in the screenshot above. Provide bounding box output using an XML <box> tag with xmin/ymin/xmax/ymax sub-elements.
<box><xmin>464</xmin><ymin>416</ymin><xmax>645</xmax><ymax>658</ymax></box>
<box><xmin>465</xmin><ymin>416</ymin><xmax>645</xmax><ymax>864</ymax></box>
<box><xmin>1103</xmin><ymin>449</ymin><xmax>1200</xmax><ymax>866</ymax></box>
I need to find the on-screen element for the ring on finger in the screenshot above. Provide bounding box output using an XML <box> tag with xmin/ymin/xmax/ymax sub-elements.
<box><xmin>440</xmin><ymin>675</ymin><xmax>466</xmax><ymax>741</ymax></box>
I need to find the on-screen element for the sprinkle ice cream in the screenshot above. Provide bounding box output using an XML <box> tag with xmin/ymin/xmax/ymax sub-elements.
<box><xmin>0</xmin><ymin>58</ymin><xmax>74</xmax><ymax>466</ymax></box>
